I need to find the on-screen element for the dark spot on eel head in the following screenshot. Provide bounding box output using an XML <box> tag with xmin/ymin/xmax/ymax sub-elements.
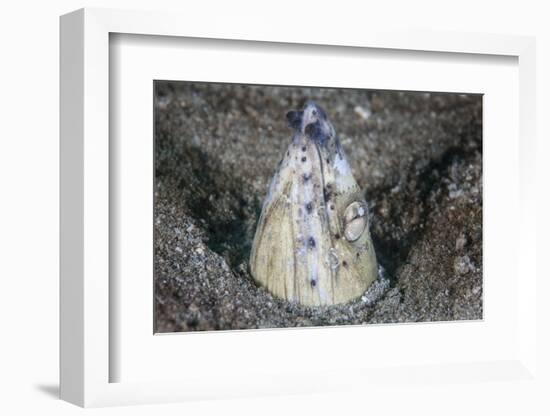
<box><xmin>304</xmin><ymin>121</ymin><xmax>323</xmax><ymax>141</ymax></box>
<box><xmin>310</xmin><ymin>279</ymin><xmax>317</xmax><ymax>287</ymax></box>
<box><xmin>303</xmin><ymin>173</ymin><xmax>311</xmax><ymax>182</ymax></box>
<box><xmin>286</xmin><ymin>110</ymin><xmax>303</xmax><ymax>130</ymax></box>
<box><xmin>301</xmin><ymin>156</ymin><xmax>307</xmax><ymax>162</ymax></box>
<box><xmin>335</xmin><ymin>233</ymin><xmax>340</xmax><ymax>239</ymax></box>
<box><xmin>308</xmin><ymin>237</ymin><xmax>316</xmax><ymax>248</ymax></box>
<box><xmin>323</xmin><ymin>187</ymin><xmax>332</xmax><ymax>202</ymax></box>
<box><xmin>302</xmin><ymin>146</ymin><xmax>307</xmax><ymax>152</ymax></box>
<box><xmin>343</xmin><ymin>260</ymin><xmax>348</xmax><ymax>267</ymax></box>
<box><xmin>305</xmin><ymin>202</ymin><xmax>313</xmax><ymax>213</ymax></box>
<box><xmin>330</xmin><ymin>205</ymin><xmax>335</xmax><ymax>210</ymax></box>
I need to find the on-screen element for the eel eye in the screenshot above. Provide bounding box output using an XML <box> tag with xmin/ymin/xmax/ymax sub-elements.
<box><xmin>343</xmin><ymin>201</ymin><xmax>367</xmax><ymax>242</ymax></box>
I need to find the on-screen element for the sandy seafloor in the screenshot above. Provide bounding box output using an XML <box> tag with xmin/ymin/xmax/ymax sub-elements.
<box><xmin>154</xmin><ymin>82</ymin><xmax>482</xmax><ymax>332</ymax></box>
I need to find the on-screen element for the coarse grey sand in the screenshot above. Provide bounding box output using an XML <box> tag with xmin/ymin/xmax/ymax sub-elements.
<box><xmin>154</xmin><ymin>82</ymin><xmax>482</xmax><ymax>332</ymax></box>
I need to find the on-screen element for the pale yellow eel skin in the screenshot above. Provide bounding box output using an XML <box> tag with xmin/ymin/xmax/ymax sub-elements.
<box><xmin>250</xmin><ymin>102</ymin><xmax>378</xmax><ymax>306</ymax></box>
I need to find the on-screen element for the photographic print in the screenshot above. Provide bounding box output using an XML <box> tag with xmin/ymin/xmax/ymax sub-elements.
<box><xmin>154</xmin><ymin>81</ymin><xmax>482</xmax><ymax>332</ymax></box>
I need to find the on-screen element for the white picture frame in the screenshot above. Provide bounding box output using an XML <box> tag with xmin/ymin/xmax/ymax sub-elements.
<box><xmin>60</xmin><ymin>7</ymin><xmax>538</xmax><ymax>408</ymax></box>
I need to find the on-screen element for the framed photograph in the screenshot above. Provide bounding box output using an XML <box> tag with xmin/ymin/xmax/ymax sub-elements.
<box><xmin>60</xmin><ymin>7</ymin><xmax>538</xmax><ymax>408</ymax></box>
<box><xmin>152</xmin><ymin>80</ymin><xmax>484</xmax><ymax>332</ymax></box>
